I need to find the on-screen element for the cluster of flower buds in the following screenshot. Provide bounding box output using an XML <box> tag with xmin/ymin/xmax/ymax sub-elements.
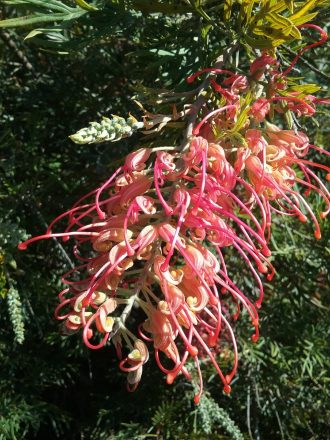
<box><xmin>19</xmin><ymin>23</ymin><xmax>329</xmax><ymax>402</ymax></box>
<box><xmin>70</xmin><ymin>115</ymin><xmax>144</xmax><ymax>144</ymax></box>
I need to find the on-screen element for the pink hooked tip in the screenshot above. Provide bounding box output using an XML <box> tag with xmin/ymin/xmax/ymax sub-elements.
<box><xmin>208</xmin><ymin>293</ymin><xmax>219</xmax><ymax>307</ymax></box>
<box><xmin>97</xmin><ymin>209</ymin><xmax>106</xmax><ymax>220</ymax></box>
<box><xmin>208</xmin><ymin>333</ymin><xmax>218</xmax><ymax>348</ymax></box>
<box><xmin>18</xmin><ymin>233</ymin><xmax>69</xmax><ymax>250</ymax></box>
<box><xmin>194</xmin><ymin>394</ymin><xmax>201</xmax><ymax>405</ymax></box>
<box><xmin>192</xmin><ymin>105</ymin><xmax>236</xmax><ymax>136</ymax></box>
<box><xmin>188</xmin><ymin>345</ymin><xmax>199</xmax><ymax>357</ymax></box>
<box><xmin>257</xmin><ymin>263</ymin><xmax>268</xmax><ymax>274</ymax></box>
<box><xmin>186</xmin><ymin>68</ymin><xmax>235</xmax><ymax>84</ymax></box>
<box><xmin>266</xmin><ymin>264</ymin><xmax>275</xmax><ymax>281</ymax></box>
<box><xmin>314</xmin><ymin>230</ymin><xmax>321</xmax><ymax>240</ymax></box>
<box><xmin>223</xmin><ymin>384</ymin><xmax>232</xmax><ymax>394</ymax></box>
<box><xmin>282</xmin><ymin>24</ymin><xmax>328</xmax><ymax>77</ymax></box>
<box><xmin>81</xmin><ymin>297</ymin><xmax>91</xmax><ymax>308</ymax></box>
<box><xmin>261</xmin><ymin>247</ymin><xmax>271</xmax><ymax>257</ymax></box>
<box><xmin>299</xmin><ymin>214</ymin><xmax>308</xmax><ymax>223</ymax></box>
<box><xmin>166</xmin><ymin>373</ymin><xmax>175</xmax><ymax>385</ymax></box>
<box><xmin>160</xmin><ymin>262</ymin><xmax>169</xmax><ymax>273</ymax></box>
<box><xmin>251</xmin><ymin>334</ymin><xmax>259</xmax><ymax>343</ymax></box>
<box><xmin>166</xmin><ymin>363</ymin><xmax>193</xmax><ymax>386</ymax></box>
<box><xmin>266</xmin><ymin>273</ymin><xmax>274</xmax><ymax>282</ymax></box>
<box><xmin>251</xmin><ymin>320</ymin><xmax>259</xmax><ymax>343</ymax></box>
<box><xmin>18</xmin><ymin>231</ymin><xmax>97</xmax><ymax>251</ymax></box>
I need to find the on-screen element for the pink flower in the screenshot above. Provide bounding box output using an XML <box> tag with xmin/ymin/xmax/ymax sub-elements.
<box><xmin>250</xmin><ymin>53</ymin><xmax>277</xmax><ymax>80</ymax></box>
<box><xmin>18</xmin><ymin>38</ymin><xmax>330</xmax><ymax>401</ymax></box>
<box><xmin>249</xmin><ymin>98</ymin><xmax>270</xmax><ymax>122</ymax></box>
<box><xmin>266</xmin><ymin>126</ymin><xmax>309</xmax><ymax>157</ymax></box>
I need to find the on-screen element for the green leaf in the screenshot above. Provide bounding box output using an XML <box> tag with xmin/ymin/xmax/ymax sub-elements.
<box><xmin>24</xmin><ymin>27</ymin><xmax>64</xmax><ymax>40</ymax></box>
<box><xmin>266</xmin><ymin>12</ymin><xmax>294</xmax><ymax>30</ymax></box>
<box><xmin>0</xmin><ymin>10</ymin><xmax>86</xmax><ymax>28</ymax></box>
<box><xmin>201</xmin><ymin>24</ymin><xmax>212</xmax><ymax>40</ymax></box>
<box><xmin>3</xmin><ymin>0</ymin><xmax>74</xmax><ymax>13</ymax></box>
<box><xmin>223</xmin><ymin>0</ymin><xmax>233</xmax><ymax>20</ymax></box>
<box><xmin>74</xmin><ymin>0</ymin><xmax>98</xmax><ymax>11</ymax></box>
<box><xmin>239</xmin><ymin>0</ymin><xmax>257</xmax><ymax>25</ymax></box>
<box><xmin>289</xmin><ymin>0</ymin><xmax>319</xmax><ymax>21</ymax></box>
<box><xmin>244</xmin><ymin>33</ymin><xmax>274</xmax><ymax>49</ymax></box>
<box><xmin>290</xmin><ymin>84</ymin><xmax>322</xmax><ymax>94</ymax></box>
<box><xmin>24</xmin><ymin>29</ymin><xmax>44</xmax><ymax>39</ymax></box>
<box><xmin>290</xmin><ymin>11</ymin><xmax>318</xmax><ymax>26</ymax></box>
<box><xmin>284</xmin><ymin>0</ymin><xmax>294</xmax><ymax>13</ymax></box>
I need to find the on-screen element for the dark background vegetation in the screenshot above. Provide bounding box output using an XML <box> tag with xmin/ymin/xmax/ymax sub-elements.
<box><xmin>0</xmin><ymin>1</ymin><xmax>329</xmax><ymax>439</ymax></box>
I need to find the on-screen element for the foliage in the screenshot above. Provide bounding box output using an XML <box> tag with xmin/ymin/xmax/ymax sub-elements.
<box><xmin>0</xmin><ymin>1</ymin><xmax>329</xmax><ymax>439</ymax></box>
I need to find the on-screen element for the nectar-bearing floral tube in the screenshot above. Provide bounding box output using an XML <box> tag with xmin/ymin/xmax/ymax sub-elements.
<box><xmin>19</xmin><ymin>26</ymin><xmax>329</xmax><ymax>402</ymax></box>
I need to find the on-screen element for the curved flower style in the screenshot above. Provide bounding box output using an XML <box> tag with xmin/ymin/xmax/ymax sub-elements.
<box><xmin>19</xmin><ymin>24</ymin><xmax>329</xmax><ymax>403</ymax></box>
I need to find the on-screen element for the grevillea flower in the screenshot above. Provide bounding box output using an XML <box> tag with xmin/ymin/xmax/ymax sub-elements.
<box><xmin>19</xmin><ymin>23</ymin><xmax>329</xmax><ymax>403</ymax></box>
<box><xmin>250</xmin><ymin>52</ymin><xmax>277</xmax><ymax>80</ymax></box>
<box><xmin>249</xmin><ymin>99</ymin><xmax>271</xmax><ymax>122</ymax></box>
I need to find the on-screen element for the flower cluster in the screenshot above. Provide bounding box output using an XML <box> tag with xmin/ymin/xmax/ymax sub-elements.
<box><xmin>19</xmin><ymin>24</ymin><xmax>329</xmax><ymax>402</ymax></box>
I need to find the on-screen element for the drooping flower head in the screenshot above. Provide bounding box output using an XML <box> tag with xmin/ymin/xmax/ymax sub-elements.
<box><xmin>19</xmin><ymin>23</ymin><xmax>329</xmax><ymax>402</ymax></box>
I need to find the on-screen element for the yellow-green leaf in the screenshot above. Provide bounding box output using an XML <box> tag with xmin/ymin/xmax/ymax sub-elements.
<box><xmin>266</xmin><ymin>1</ymin><xmax>288</xmax><ymax>14</ymax></box>
<box><xmin>284</xmin><ymin>109</ymin><xmax>294</xmax><ymax>129</ymax></box>
<box><xmin>224</xmin><ymin>0</ymin><xmax>233</xmax><ymax>20</ymax></box>
<box><xmin>289</xmin><ymin>0</ymin><xmax>318</xmax><ymax>21</ymax></box>
<box><xmin>24</xmin><ymin>29</ymin><xmax>44</xmax><ymax>40</ymax></box>
<box><xmin>290</xmin><ymin>11</ymin><xmax>318</xmax><ymax>26</ymax></box>
<box><xmin>75</xmin><ymin>0</ymin><xmax>98</xmax><ymax>11</ymax></box>
<box><xmin>289</xmin><ymin>25</ymin><xmax>301</xmax><ymax>39</ymax></box>
<box><xmin>290</xmin><ymin>84</ymin><xmax>322</xmax><ymax>94</ymax></box>
<box><xmin>201</xmin><ymin>24</ymin><xmax>212</xmax><ymax>40</ymax></box>
<box><xmin>230</xmin><ymin>101</ymin><xmax>250</xmax><ymax>133</ymax></box>
<box><xmin>266</xmin><ymin>12</ymin><xmax>293</xmax><ymax>29</ymax></box>
<box><xmin>239</xmin><ymin>0</ymin><xmax>256</xmax><ymax>27</ymax></box>
<box><xmin>244</xmin><ymin>33</ymin><xmax>274</xmax><ymax>49</ymax></box>
<box><xmin>284</xmin><ymin>0</ymin><xmax>294</xmax><ymax>13</ymax></box>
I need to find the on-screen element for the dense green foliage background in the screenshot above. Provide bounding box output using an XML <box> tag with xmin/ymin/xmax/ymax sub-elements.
<box><xmin>0</xmin><ymin>1</ymin><xmax>329</xmax><ymax>439</ymax></box>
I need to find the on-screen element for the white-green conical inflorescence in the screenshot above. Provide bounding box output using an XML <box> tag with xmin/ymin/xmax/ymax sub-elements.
<box><xmin>7</xmin><ymin>286</ymin><xmax>25</xmax><ymax>344</ymax></box>
<box><xmin>69</xmin><ymin>115</ymin><xmax>144</xmax><ymax>144</ymax></box>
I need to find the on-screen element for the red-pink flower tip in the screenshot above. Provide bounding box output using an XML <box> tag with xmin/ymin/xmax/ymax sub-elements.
<box><xmin>251</xmin><ymin>334</ymin><xmax>259</xmax><ymax>343</ymax></box>
<box><xmin>194</xmin><ymin>394</ymin><xmax>201</xmax><ymax>404</ymax></box>
<box><xmin>188</xmin><ymin>346</ymin><xmax>199</xmax><ymax>357</ymax></box>
<box><xmin>223</xmin><ymin>385</ymin><xmax>232</xmax><ymax>394</ymax></box>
